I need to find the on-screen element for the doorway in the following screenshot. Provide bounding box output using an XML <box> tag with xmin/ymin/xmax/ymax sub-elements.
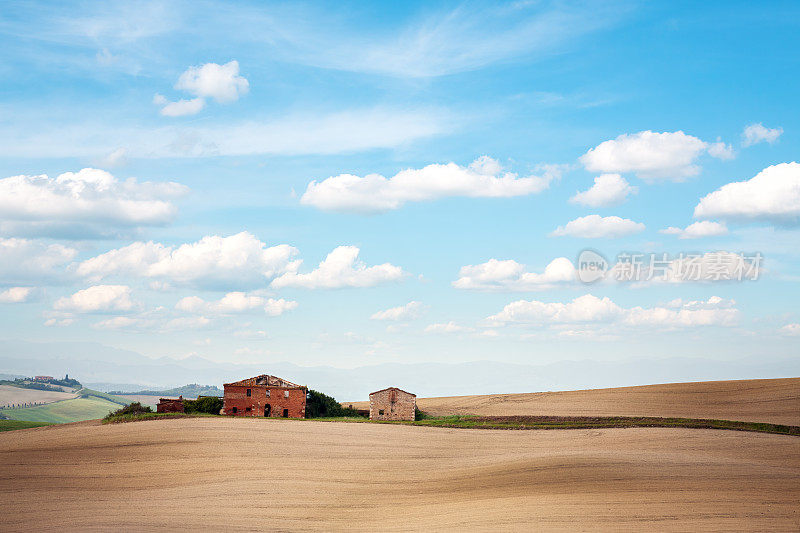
<box><xmin>264</xmin><ymin>404</ymin><xmax>271</xmax><ymax>417</ymax></box>
<box><xmin>282</xmin><ymin>408</ymin><xmax>289</xmax><ymax>418</ymax></box>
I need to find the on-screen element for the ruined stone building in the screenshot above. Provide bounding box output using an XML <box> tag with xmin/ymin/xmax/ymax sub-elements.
<box><xmin>157</xmin><ymin>396</ymin><xmax>185</xmax><ymax>413</ymax></box>
<box><xmin>223</xmin><ymin>375</ymin><xmax>307</xmax><ymax>418</ymax></box>
<box><xmin>369</xmin><ymin>387</ymin><xmax>416</xmax><ymax>421</ymax></box>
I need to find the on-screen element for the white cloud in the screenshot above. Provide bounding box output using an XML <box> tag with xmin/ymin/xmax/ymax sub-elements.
<box><xmin>580</xmin><ymin>130</ymin><xmax>722</xmax><ymax>181</ymax></box>
<box><xmin>488</xmin><ymin>294</ymin><xmax>738</xmax><ymax>328</ymax></box>
<box><xmin>77</xmin><ymin>232</ymin><xmax>300</xmax><ymax>290</ymax></box>
<box><xmin>264</xmin><ymin>2</ymin><xmax>622</xmax><ymax>78</ymax></box>
<box><xmin>155</xmin><ymin>61</ymin><xmax>248</xmax><ymax>117</ymax></box>
<box><xmin>742</xmin><ymin>123</ymin><xmax>783</xmax><ymax>147</ymax></box>
<box><xmin>780</xmin><ymin>323</ymin><xmax>800</xmax><ymax>336</ymax></box>
<box><xmin>659</xmin><ymin>221</ymin><xmax>728</xmax><ymax>239</ymax></box>
<box><xmin>0</xmin><ymin>107</ymin><xmax>447</xmax><ymax>159</ymax></box>
<box><xmin>300</xmin><ymin>157</ymin><xmax>562</xmax><ymax>213</ymax></box>
<box><xmin>271</xmin><ymin>246</ymin><xmax>405</xmax><ymax>289</ymax></box>
<box><xmin>159</xmin><ymin>98</ymin><xmax>206</xmax><ymax>117</ymax></box>
<box><xmin>453</xmin><ymin>257</ymin><xmax>576</xmax><ymax>291</ymax></box>
<box><xmin>92</xmin><ymin>316</ymin><xmax>140</xmax><ymax>330</ymax></box>
<box><xmin>0</xmin><ymin>238</ymin><xmax>77</xmax><ymax>284</ymax></box>
<box><xmin>176</xmin><ymin>292</ymin><xmax>298</xmax><ymax>316</ymax></box>
<box><xmin>569</xmin><ymin>173</ymin><xmax>636</xmax><ymax>207</ymax></box>
<box><xmin>707</xmin><ymin>141</ymin><xmax>735</xmax><ymax>160</ymax></box>
<box><xmin>175</xmin><ymin>61</ymin><xmax>249</xmax><ymax>103</ymax></box>
<box><xmin>0</xmin><ymin>168</ymin><xmax>186</xmax><ymax>236</ymax></box>
<box><xmin>424</xmin><ymin>321</ymin><xmax>472</xmax><ymax>334</ymax></box>
<box><xmin>0</xmin><ymin>287</ymin><xmax>33</xmax><ymax>303</ymax></box>
<box><xmin>44</xmin><ymin>318</ymin><xmax>73</xmax><ymax>327</ymax></box>
<box><xmin>96</xmin><ymin>148</ymin><xmax>127</xmax><ymax>168</ymax></box>
<box><xmin>551</xmin><ymin>215</ymin><xmax>645</xmax><ymax>238</ymax></box>
<box><xmin>694</xmin><ymin>162</ymin><xmax>800</xmax><ymax>223</ymax></box>
<box><xmin>54</xmin><ymin>285</ymin><xmax>134</xmax><ymax>313</ymax></box>
<box><xmin>371</xmin><ymin>301</ymin><xmax>423</xmax><ymax>321</ymax></box>
<box><xmin>664</xmin><ymin>296</ymin><xmax>736</xmax><ymax>310</ymax></box>
<box><xmin>164</xmin><ymin>316</ymin><xmax>211</xmax><ymax>331</ymax></box>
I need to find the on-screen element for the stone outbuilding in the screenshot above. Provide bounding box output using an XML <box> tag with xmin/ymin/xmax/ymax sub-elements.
<box><xmin>223</xmin><ymin>374</ymin><xmax>307</xmax><ymax>418</ymax></box>
<box><xmin>157</xmin><ymin>396</ymin><xmax>185</xmax><ymax>413</ymax></box>
<box><xmin>369</xmin><ymin>387</ymin><xmax>416</xmax><ymax>421</ymax></box>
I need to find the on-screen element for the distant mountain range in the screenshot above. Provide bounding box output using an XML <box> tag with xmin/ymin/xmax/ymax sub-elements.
<box><xmin>107</xmin><ymin>384</ymin><xmax>223</xmax><ymax>397</ymax></box>
<box><xmin>2</xmin><ymin>339</ymin><xmax>799</xmax><ymax>402</ymax></box>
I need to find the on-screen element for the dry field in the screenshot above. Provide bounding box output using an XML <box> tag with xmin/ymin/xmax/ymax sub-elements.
<box><xmin>1</xmin><ymin>417</ymin><xmax>798</xmax><ymax>531</ymax></box>
<box><xmin>2</xmin><ymin>378</ymin><xmax>799</xmax><ymax>531</ymax></box>
<box><xmin>0</xmin><ymin>384</ymin><xmax>76</xmax><ymax>408</ymax></box>
<box><xmin>349</xmin><ymin>378</ymin><xmax>800</xmax><ymax>426</ymax></box>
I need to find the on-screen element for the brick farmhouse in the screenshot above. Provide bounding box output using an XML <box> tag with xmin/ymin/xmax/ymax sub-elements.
<box><xmin>369</xmin><ymin>387</ymin><xmax>416</xmax><ymax>421</ymax></box>
<box><xmin>223</xmin><ymin>374</ymin><xmax>307</xmax><ymax>418</ymax></box>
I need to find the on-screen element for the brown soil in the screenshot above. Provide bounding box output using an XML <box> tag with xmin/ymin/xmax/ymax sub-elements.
<box><xmin>348</xmin><ymin>377</ymin><xmax>800</xmax><ymax>425</ymax></box>
<box><xmin>1</xmin><ymin>416</ymin><xmax>798</xmax><ymax>531</ymax></box>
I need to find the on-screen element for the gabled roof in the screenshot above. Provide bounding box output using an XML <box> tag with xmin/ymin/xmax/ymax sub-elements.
<box><xmin>369</xmin><ymin>386</ymin><xmax>416</xmax><ymax>397</ymax></box>
<box><xmin>224</xmin><ymin>374</ymin><xmax>304</xmax><ymax>389</ymax></box>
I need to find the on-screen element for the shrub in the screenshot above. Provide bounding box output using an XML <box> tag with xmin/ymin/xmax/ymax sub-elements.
<box><xmin>184</xmin><ymin>396</ymin><xmax>223</xmax><ymax>415</ymax></box>
<box><xmin>105</xmin><ymin>402</ymin><xmax>152</xmax><ymax>419</ymax></box>
<box><xmin>415</xmin><ymin>407</ymin><xmax>428</xmax><ymax>421</ymax></box>
<box><xmin>306</xmin><ymin>389</ymin><xmax>363</xmax><ymax>418</ymax></box>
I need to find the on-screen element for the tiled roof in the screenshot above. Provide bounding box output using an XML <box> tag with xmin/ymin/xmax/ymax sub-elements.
<box><xmin>224</xmin><ymin>374</ymin><xmax>304</xmax><ymax>389</ymax></box>
<box><xmin>369</xmin><ymin>386</ymin><xmax>416</xmax><ymax>397</ymax></box>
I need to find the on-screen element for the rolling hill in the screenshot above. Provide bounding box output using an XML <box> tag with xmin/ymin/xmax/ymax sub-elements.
<box><xmin>348</xmin><ymin>377</ymin><xmax>800</xmax><ymax>426</ymax></box>
<box><xmin>0</xmin><ymin>389</ymin><xmax>129</xmax><ymax>424</ymax></box>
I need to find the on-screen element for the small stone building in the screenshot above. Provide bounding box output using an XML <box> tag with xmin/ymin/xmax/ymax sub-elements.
<box><xmin>369</xmin><ymin>387</ymin><xmax>416</xmax><ymax>421</ymax></box>
<box><xmin>157</xmin><ymin>396</ymin><xmax>185</xmax><ymax>413</ymax></box>
<box><xmin>223</xmin><ymin>374</ymin><xmax>307</xmax><ymax>418</ymax></box>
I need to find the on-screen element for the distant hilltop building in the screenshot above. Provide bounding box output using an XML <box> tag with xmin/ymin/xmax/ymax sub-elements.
<box><xmin>223</xmin><ymin>374</ymin><xmax>307</xmax><ymax>418</ymax></box>
<box><xmin>369</xmin><ymin>387</ymin><xmax>416</xmax><ymax>421</ymax></box>
<box><xmin>34</xmin><ymin>376</ymin><xmax>54</xmax><ymax>382</ymax></box>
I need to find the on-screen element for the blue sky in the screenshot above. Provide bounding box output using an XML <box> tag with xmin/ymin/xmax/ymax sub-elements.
<box><xmin>0</xmin><ymin>0</ymin><xmax>798</xmax><ymax>371</ymax></box>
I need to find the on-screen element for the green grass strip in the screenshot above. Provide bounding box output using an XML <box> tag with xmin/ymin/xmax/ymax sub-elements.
<box><xmin>0</xmin><ymin>420</ymin><xmax>54</xmax><ymax>432</ymax></box>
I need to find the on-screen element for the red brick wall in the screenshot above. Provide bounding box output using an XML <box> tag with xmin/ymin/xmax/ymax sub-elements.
<box><xmin>223</xmin><ymin>385</ymin><xmax>306</xmax><ymax>418</ymax></box>
<box><xmin>157</xmin><ymin>400</ymin><xmax>185</xmax><ymax>413</ymax></box>
<box><xmin>369</xmin><ymin>389</ymin><xmax>416</xmax><ymax>421</ymax></box>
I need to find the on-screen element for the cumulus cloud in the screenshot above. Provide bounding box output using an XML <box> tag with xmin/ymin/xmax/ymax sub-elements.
<box><xmin>92</xmin><ymin>316</ymin><xmax>141</xmax><ymax>330</ymax></box>
<box><xmin>707</xmin><ymin>141</ymin><xmax>735</xmax><ymax>160</ymax></box>
<box><xmin>694</xmin><ymin>162</ymin><xmax>800</xmax><ymax>223</ymax></box>
<box><xmin>488</xmin><ymin>294</ymin><xmax>739</xmax><ymax>328</ymax></box>
<box><xmin>0</xmin><ymin>168</ymin><xmax>187</xmax><ymax>237</ymax></box>
<box><xmin>271</xmin><ymin>246</ymin><xmax>405</xmax><ymax>289</ymax></box>
<box><xmin>155</xmin><ymin>61</ymin><xmax>248</xmax><ymax>116</ymax></box>
<box><xmin>176</xmin><ymin>292</ymin><xmax>298</xmax><ymax>316</ymax></box>
<box><xmin>77</xmin><ymin>232</ymin><xmax>299</xmax><ymax>290</ymax></box>
<box><xmin>741</xmin><ymin>123</ymin><xmax>783</xmax><ymax>147</ymax></box>
<box><xmin>0</xmin><ymin>238</ymin><xmax>77</xmax><ymax>284</ymax></box>
<box><xmin>54</xmin><ymin>285</ymin><xmax>134</xmax><ymax>313</ymax></box>
<box><xmin>579</xmin><ymin>130</ymin><xmax>728</xmax><ymax>181</ymax></box>
<box><xmin>424</xmin><ymin>321</ymin><xmax>472</xmax><ymax>334</ymax></box>
<box><xmin>453</xmin><ymin>257</ymin><xmax>576</xmax><ymax>291</ymax></box>
<box><xmin>551</xmin><ymin>215</ymin><xmax>645</xmax><ymax>238</ymax></box>
<box><xmin>159</xmin><ymin>98</ymin><xmax>206</xmax><ymax>117</ymax></box>
<box><xmin>659</xmin><ymin>221</ymin><xmax>728</xmax><ymax>239</ymax></box>
<box><xmin>370</xmin><ymin>301</ymin><xmax>424</xmax><ymax>321</ymax></box>
<box><xmin>569</xmin><ymin>173</ymin><xmax>636</xmax><ymax>207</ymax></box>
<box><xmin>0</xmin><ymin>287</ymin><xmax>33</xmax><ymax>303</ymax></box>
<box><xmin>175</xmin><ymin>61</ymin><xmax>249</xmax><ymax>103</ymax></box>
<box><xmin>300</xmin><ymin>157</ymin><xmax>562</xmax><ymax>213</ymax></box>
<box><xmin>780</xmin><ymin>323</ymin><xmax>800</xmax><ymax>336</ymax></box>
